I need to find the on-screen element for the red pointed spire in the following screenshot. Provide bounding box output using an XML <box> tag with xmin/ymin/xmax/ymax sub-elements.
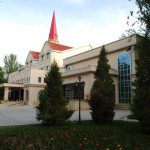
<box><xmin>48</xmin><ymin>11</ymin><xmax>58</xmax><ymax>43</ymax></box>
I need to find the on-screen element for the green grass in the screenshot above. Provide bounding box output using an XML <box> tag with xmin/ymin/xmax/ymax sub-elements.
<box><xmin>0</xmin><ymin>121</ymin><xmax>150</xmax><ymax>150</ymax></box>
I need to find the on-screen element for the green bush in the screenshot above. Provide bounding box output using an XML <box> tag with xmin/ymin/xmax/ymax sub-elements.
<box><xmin>89</xmin><ymin>90</ymin><xmax>114</xmax><ymax>124</ymax></box>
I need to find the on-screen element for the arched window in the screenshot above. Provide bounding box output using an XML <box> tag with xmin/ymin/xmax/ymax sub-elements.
<box><xmin>118</xmin><ymin>52</ymin><xmax>131</xmax><ymax>103</ymax></box>
<box><xmin>37</xmin><ymin>90</ymin><xmax>42</xmax><ymax>101</ymax></box>
<box><xmin>26</xmin><ymin>90</ymin><xmax>29</xmax><ymax>101</ymax></box>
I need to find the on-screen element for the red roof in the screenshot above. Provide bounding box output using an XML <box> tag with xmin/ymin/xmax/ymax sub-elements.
<box><xmin>48</xmin><ymin>42</ymin><xmax>72</xmax><ymax>51</ymax></box>
<box><xmin>31</xmin><ymin>51</ymin><xmax>39</xmax><ymax>59</ymax></box>
<box><xmin>48</xmin><ymin>11</ymin><xmax>58</xmax><ymax>41</ymax></box>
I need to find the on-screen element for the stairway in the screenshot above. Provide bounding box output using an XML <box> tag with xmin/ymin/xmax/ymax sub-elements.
<box><xmin>115</xmin><ymin>104</ymin><xmax>130</xmax><ymax>110</ymax></box>
<box><xmin>6</xmin><ymin>101</ymin><xmax>24</xmax><ymax>107</ymax></box>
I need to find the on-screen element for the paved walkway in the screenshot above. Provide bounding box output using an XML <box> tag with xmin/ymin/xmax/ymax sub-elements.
<box><xmin>0</xmin><ymin>103</ymin><xmax>134</xmax><ymax>127</ymax></box>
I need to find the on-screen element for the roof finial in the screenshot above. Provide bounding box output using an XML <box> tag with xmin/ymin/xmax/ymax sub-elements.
<box><xmin>48</xmin><ymin>11</ymin><xmax>59</xmax><ymax>43</ymax></box>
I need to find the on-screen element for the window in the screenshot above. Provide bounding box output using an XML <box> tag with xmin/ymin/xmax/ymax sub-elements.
<box><xmin>44</xmin><ymin>78</ymin><xmax>46</xmax><ymax>83</ymax></box>
<box><xmin>46</xmin><ymin>65</ymin><xmax>50</xmax><ymax>71</ymax></box>
<box><xmin>38</xmin><ymin>77</ymin><xmax>41</xmax><ymax>83</ymax></box>
<box><xmin>63</xmin><ymin>84</ymin><xmax>75</xmax><ymax>100</ymax></box>
<box><xmin>41</xmin><ymin>55</ymin><xmax>44</xmax><ymax>61</ymax></box>
<box><xmin>63</xmin><ymin>82</ymin><xmax>85</xmax><ymax>101</ymax></box>
<box><xmin>30</xmin><ymin>61</ymin><xmax>32</xmax><ymax>66</ymax></box>
<box><xmin>118</xmin><ymin>52</ymin><xmax>131</xmax><ymax>103</ymax></box>
<box><xmin>26</xmin><ymin>62</ymin><xmax>28</xmax><ymax>67</ymax></box>
<box><xmin>26</xmin><ymin>90</ymin><xmax>29</xmax><ymax>101</ymax></box>
<box><xmin>47</xmin><ymin>52</ymin><xmax>50</xmax><ymax>59</ymax></box>
<box><xmin>37</xmin><ymin>90</ymin><xmax>42</xmax><ymax>101</ymax></box>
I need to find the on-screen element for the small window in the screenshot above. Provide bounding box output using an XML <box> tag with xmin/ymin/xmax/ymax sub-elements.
<box><xmin>26</xmin><ymin>62</ymin><xmax>28</xmax><ymax>67</ymax></box>
<box><xmin>46</xmin><ymin>65</ymin><xmax>50</xmax><ymax>71</ymax></box>
<box><xmin>44</xmin><ymin>78</ymin><xmax>46</xmax><ymax>83</ymax></box>
<box><xmin>47</xmin><ymin>53</ymin><xmax>50</xmax><ymax>59</ymax></box>
<box><xmin>38</xmin><ymin>77</ymin><xmax>41</xmax><ymax>83</ymax></box>
<box><xmin>41</xmin><ymin>55</ymin><xmax>44</xmax><ymax>61</ymax></box>
<box><xmin>30</xmin><ymin>61</ymin><xmax>32</xmax><ymax>66</ymax></box>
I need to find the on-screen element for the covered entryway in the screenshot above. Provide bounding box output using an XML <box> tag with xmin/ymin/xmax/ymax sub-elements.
<box><xmin>0</xmin><ymin>83</ymin><xmax>24</xmax><ymax>101</ymax></box>
<box><xmin>9</xmin><ymin>88</ymin><xmax>24</xmax><ymax>101</ymax></box>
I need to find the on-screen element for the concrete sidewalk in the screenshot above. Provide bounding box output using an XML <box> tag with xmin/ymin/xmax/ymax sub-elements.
<box><xmin>0</xmin><ymin>104</ymin><xmax>133</xmax><ymax>127</ymax></box>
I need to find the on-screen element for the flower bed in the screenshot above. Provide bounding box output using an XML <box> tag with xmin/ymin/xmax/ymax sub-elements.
<box><xmin>0</xmin><ymin>121</ymin><xmax>149</xmax><ymax>150</ymax></box>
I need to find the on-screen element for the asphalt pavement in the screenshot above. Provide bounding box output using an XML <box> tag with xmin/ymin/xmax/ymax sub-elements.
<box><xmin>0</xmin><ymin>103</ymin><xmax>135</xmax><ymax>127</ymax></box>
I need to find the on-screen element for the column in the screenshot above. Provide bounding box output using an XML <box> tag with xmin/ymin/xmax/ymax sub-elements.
<box><xmin>4</xmin><ymin>87</ymin><xmax>9</xmax><ymax>100</ymax></box>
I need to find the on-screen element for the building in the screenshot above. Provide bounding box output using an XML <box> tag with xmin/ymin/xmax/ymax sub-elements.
<box><xmin>0</xmin><ymin>12</ymin><xmax>140</xmax><ymax>109</ymax></box>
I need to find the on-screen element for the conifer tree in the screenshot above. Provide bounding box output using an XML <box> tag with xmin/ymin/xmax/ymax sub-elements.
<box><xmin>131</xmin><ymin>36</ymin><xmax>150</xmax><ymax>132</ymax></box>
<box><xmin>89</xmin><ymin>46</ymin><xmax>115</xmax><ymax>124</ymax></box>
<box><xmin>130</xmin><ymin>0</ymin><xmax>150</xmax><ymax>133</ymax></box>
<box><xmin>0</xmin><ymin>66</ymin><xmax>6</xmax><ymax>100</ymax></box>
<box><xmin>36</xmin><ymin>61</ymin><xmax>73</xmax><ymax>125</ymax></box>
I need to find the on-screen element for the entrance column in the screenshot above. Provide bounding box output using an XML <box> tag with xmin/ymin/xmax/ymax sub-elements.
<box><xmin>4</xmin><ymin>87</ymin><xmax>9</xmax><ymax>100</ymax></box>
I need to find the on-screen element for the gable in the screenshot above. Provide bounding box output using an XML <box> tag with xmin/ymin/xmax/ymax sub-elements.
<box><xmin>48</xmin><ymin>41</ymin><xmax>72</xmax><ymax>51</ymax></box>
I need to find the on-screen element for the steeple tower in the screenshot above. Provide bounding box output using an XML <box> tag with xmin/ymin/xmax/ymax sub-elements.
<box><xmin>48</xmin><ymin>11</ymin><xmax>59</xmax><ymax>43</ymax></box>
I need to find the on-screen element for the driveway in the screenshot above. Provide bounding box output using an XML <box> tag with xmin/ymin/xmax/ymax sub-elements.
<box><xmin>0</xmin><ymin>104</ymin><xmax>132</xmax><ymax>127</ymax></box>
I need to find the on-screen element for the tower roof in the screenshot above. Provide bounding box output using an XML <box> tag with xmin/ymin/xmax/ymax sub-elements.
<box><xmin>48</xmin><ymin>11</ymin><xmax>58</xmax><ymax>43</ymax></box>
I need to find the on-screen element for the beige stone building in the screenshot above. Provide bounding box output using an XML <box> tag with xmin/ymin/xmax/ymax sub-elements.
<box><xmin>0</xmin><ymin>12</ymin><xmax>140</xmax><ymax>109</ymax></box>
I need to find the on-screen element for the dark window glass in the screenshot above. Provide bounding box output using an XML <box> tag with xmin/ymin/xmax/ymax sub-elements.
<box><xmin>38</xmin><ymin>77</ymin><xmax>41</xmax><ymax>83</ymax></box>
<box><xmin>118</xmin><ymin>52</ymin><xmax>131</xmax><ymax>103</ymax></box>
<box><xmin>41</xmin><ymin>55</ymin><xmax>44</xmax><ymax>61</ymax></box>
<box><xmin>63</xmin><ymin>83</ymin><xmax>75</xmax><ymax>101</ymax></box>
<box><xmin>47</xmin><ymin>53</ymin><xmax>50</xmax><ymax>59</ymax></box>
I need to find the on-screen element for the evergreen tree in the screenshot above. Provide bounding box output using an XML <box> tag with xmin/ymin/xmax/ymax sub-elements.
<box><xmin>130</xmin><ymin>0</ymin><xmax>150</xmax><ymax>133</ymax></box>
<box><xmin>0</xmin><ymin>66</ymin><xmax>6</xmax><ymax>100</ymax></box>
<box><xmin>36</xmin><ymin>61</ymin><xmax>73</xmax><ymax>126</ymax></box>
<box><xmin>88</xmin><ymin>46</ymin><xmax>115</xmax><ymax>124</ymax></box>
<box><xmin>132</xmin><ymin>36</ymin><xmax>150</xmax><ymax>132</ymax></box>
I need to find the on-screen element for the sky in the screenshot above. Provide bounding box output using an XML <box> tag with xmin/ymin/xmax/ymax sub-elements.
<box><xmin>0</xmin><ymin>0</ymin><xmax>138</xmax><ymax>67</ymax></box>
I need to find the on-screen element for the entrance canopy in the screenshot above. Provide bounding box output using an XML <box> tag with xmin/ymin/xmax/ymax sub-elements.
<box><xmin>0</xmin><ymin>83</ymin><xmax>24</xmax><ymax>88</ymax></box>
<box><xmin>0</xmin><ymin>83</ymin><xmax>24</xmax><ymax>101</ymax></box>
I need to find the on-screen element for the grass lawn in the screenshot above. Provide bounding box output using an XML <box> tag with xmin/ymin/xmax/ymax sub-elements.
<box><xmin>0</xmin><ymin>121</ymin><xmax>150</xmax><ymax>150</ymax></box>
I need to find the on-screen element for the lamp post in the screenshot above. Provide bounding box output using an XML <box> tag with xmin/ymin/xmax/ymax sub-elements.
<box><xmin>75</xmin><ymin>75</ymin><xmax>85</xmax><ymax>123</ymax></box>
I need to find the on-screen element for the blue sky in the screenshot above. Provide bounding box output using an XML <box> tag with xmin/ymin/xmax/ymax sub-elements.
<box><xmin>0</xmin><ymin>0</ymin><xmax>137</xmax><ymax>66</ymax></box>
